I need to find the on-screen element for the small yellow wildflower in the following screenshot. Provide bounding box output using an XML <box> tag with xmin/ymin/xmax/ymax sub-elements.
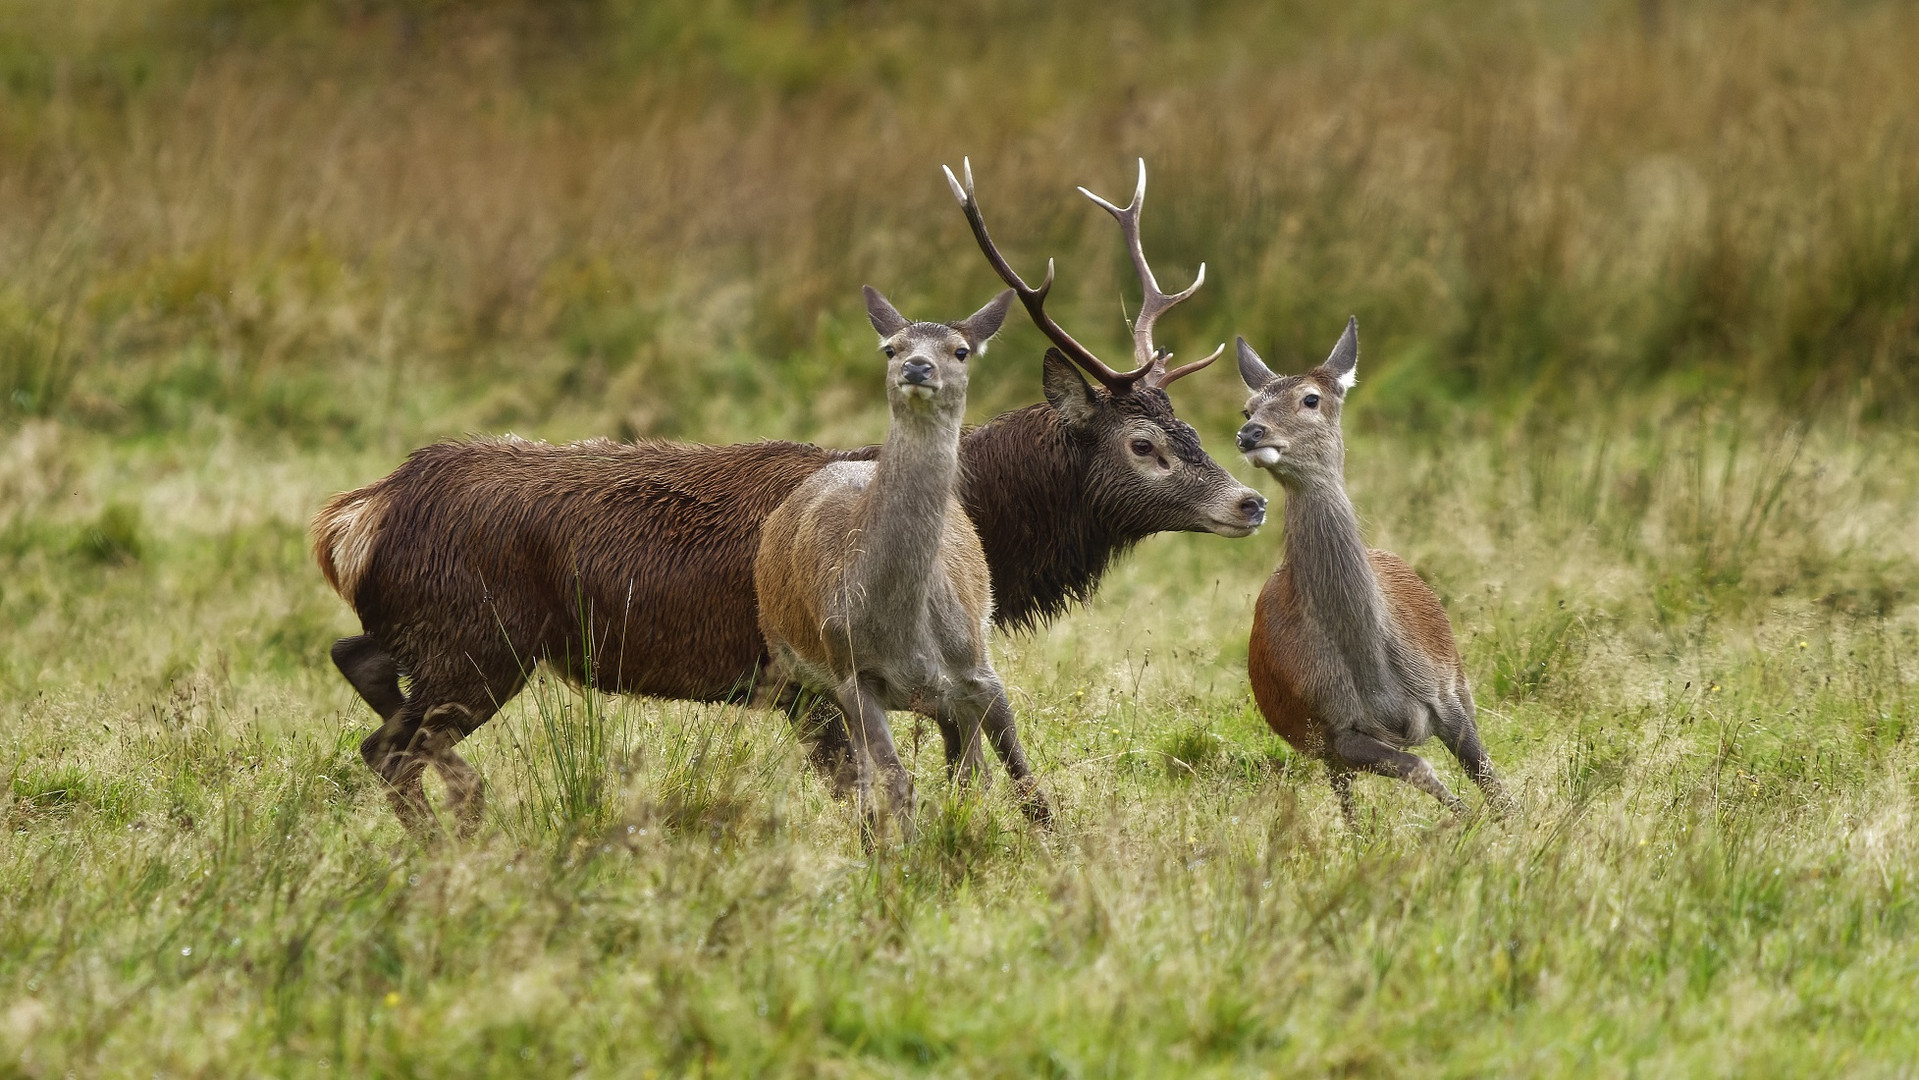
<box><xmin>384</xmin><ymin>992</ymin><xmax>400</xmax><ymax>1008</ymax></box>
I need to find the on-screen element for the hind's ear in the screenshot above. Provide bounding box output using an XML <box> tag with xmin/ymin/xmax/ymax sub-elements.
<box><xmin>863</xmin><ymin>285</ymin><xmax>909</xmax><ymax>338</ymax></box>
<box><xmin>1309</xmin><ymin>316</ymin><xmax>1358</xmax><ymax>396</ymax></box>
<box><xmin>1236</xmin><ymin>337</ymin><xmax>1277</xmax><ymax>391</ymax></box>
<box><xmin>956</xmin><ymin>290</ymin><xmax>1014</xmax><ymax>352</ymax></box>
<box><xmin>1041</xmin><ymin>349</ymin><xmax>1100</xmax><ymax>426</ymax></box>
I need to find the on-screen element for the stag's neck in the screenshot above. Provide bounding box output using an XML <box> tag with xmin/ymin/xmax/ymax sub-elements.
<box><xmin>1280</xmin><ymin>472</ymin><xmax>1393</xmax><ymax>677</ymax></box>
<box><xmin>851</xmin><ymin>405</ymin><xmax>963</xmax><ymax>611</ymax></box>
<box><xmin>957</xmin><ymin>405</ymin><xmax>1123</xmax><ymax>631</ymax></box>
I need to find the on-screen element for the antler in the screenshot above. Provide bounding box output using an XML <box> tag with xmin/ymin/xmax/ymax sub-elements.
<box><xmin>1077</xmin><ymin>159</ymin><xmax>1224</xmax><ymax>388</ymax></box>
<box><xmin>943</xmin><ymin>158</ymin><xmax>1154</xmax><ymax>394</ymax></box>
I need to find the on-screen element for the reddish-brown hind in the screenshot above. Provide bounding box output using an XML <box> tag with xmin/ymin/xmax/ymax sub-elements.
<box><xmin>1234</xmin><ymin>318</ymin><xmax>1511</xmax><ymax>825</ymax></box>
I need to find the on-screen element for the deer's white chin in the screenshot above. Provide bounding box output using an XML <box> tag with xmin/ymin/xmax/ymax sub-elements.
<box><xmin>1246</xmin><ymin>447</ymin><xmax>1282</xmax><ymax>469</ymax></box>
<box><xmin>898</xmin><ymin>384</ymin><xmax>937</xmax><ymax>400</ymax></box>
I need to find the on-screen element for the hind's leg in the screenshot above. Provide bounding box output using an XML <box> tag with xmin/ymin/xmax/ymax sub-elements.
<box><xmin>332</xmin><ymin>635</ymin><xmax>405</xmax><ymax>719</ymax></box>
<box><xmin>932</xmin><ymin>676</ymin><xmax>992</xmax><ymax>786</ymax></box>
<box><xmin>1329</xmin><ymin>729</ymin><xmax>1462</xmax><ymax>817</ymax></box>
<box><xmin>835</xmin><ymin>677</ymin><xmax>914</xmax><ymax>844</ymax></box>
<box><xmin>1434</xmin><ymin>684</ymin><xmax>1513</xmax><ymax>817</ymax></box>
<box><xmin>1329</xmin><ymin>767</ymin><xmax>1360</xmax><ymax>829</ymax></box>
<box><xmin>970</xmin><ymin>675</ymin><xmax>1052</xmax><ymax>826</ymax></box>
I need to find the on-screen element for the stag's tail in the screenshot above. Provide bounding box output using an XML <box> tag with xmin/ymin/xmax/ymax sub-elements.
<box><xmin>312</xmin><ymin>483</ymin><xmax>391</xmax><ymax>605</ymax></box>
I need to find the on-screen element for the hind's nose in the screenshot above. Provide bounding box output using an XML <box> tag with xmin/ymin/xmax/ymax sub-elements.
<box><xmin>1239</xmin><ymin>494</ymin><xmax>1268</xmax><ymax>526</ymax></box>
<box><xmin>1236</xmin><ymin>423</ymin><xmax>1265</xmax><ymax>452</ymax></box>
<box><xmin>901</xmin><ymin>359</ymin><xmax>935</xmax><ymax>385</ymax></box>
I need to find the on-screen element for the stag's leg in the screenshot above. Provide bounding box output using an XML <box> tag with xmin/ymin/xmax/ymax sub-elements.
<box><xmin>362</xmin><ymin>663</ymin><xmax>519</xmax><ymax>839</ymax></box>
<box><xmin>360</xmin><ymin>705</ymin><xmax>434</xmax><ymax>835</ymax></box>
<box><xmin>1435</xmin><ymin>686</ymin><xmax>1513</xmax><ymax>818</ymax></box>
<box><xmin>784</xmin><ymin>689</ymin><xmax>859</xmax><ymax>800</ymax></box>
<box><xmin>417</xmin><ymin>702</ymin><xmax>501</xmax><ymax>838</ymax></box>
<box><xmin>756</xmin><ymin>671</ymin><xmax>860</xmax><ymax>799</ymax></box>
<box><xmin>332</xmin><ymin>635</ymin><xmax>405</xmax><ymax>720</ymax></box>
<box><xmin>972</xmin><ymin>677</ymin><xmax>1053</xmax><ymax>827</ymax></box>
<box><xmin>1329</xmin><ymin>729</ymin><xmax>1463</xmax><ymax>818</ymax></box>
<box><xmin>834</xmin><ymin>677</ymin><xmax>914</xmax><ymax>843</ymax></box>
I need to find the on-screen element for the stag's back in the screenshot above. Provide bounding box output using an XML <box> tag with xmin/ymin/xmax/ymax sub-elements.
<box><xmin>311</xmin><ymin>435</ymin><xmax>857</xmax><ymax>702</ymax></box>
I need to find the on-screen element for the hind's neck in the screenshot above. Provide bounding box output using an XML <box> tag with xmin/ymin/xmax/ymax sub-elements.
<box><xmin>850</xmin><ymin>404</ymin><xmax>963</xmax><ymax>612</ymax></box>
<box><xmin>1281</xmin><ymin>472</ymin><xmax>1393</xmax><ymax>679</ymax></box>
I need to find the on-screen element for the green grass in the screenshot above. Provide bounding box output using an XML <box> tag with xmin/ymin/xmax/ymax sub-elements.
<box><xmin>4</xmin><ymin>1</ymin><xmax>1919</xmax><ymax>1073</ymax></box>
<box><xmin>3</xmin><ymin>402</ymin><xmax>1916</xmax><ymax>1076</ymax></box>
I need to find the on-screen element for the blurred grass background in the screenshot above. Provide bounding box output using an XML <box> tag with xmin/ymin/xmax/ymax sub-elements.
<box><xmin>3</xmin><ymin>0</ymin><xmax>1915</xmax><ymax>450</ymax></box>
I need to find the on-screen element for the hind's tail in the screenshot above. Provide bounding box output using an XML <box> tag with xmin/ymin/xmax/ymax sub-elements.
<box><xmin>311</xmin><ymin>485</ymin><xmax>389</xmax><ymax>604</ymax></box>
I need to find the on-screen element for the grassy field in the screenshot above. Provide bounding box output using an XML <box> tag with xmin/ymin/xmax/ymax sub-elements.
<box><xmin>6</xmin><ymin>1</ymin><xmax>1919</xmax><ymax>1076</ymax></box>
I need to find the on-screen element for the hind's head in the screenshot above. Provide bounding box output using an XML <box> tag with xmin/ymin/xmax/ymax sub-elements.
<box><xmin>863</xmin><ymin>286</ymin><xmax>1013</xmax><ymax>419</ymax></box>
<box><xmin>1234</xmin><ymin>316</ymin><xmax>1360</xmax><ymax>489</ymax></box>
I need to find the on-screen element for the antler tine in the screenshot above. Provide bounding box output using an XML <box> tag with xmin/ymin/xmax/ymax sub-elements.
<box><xmin>943</xmin><ymin>158</ymin><xmax>1151</xmax><ymax>393</ymax></box>
<box><xmin>1156</xmin><ymin>341</ymin><xmax>1225</xmax><ymax>386</ymax></box>
<box><xmin>1077</xmin><ymin>158</ymin><xmax>1210</xmax><ymax>388</ymax></box>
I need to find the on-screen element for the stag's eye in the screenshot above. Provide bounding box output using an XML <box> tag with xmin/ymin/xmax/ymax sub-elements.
<box><xmin>883</xmin><ymin>346</ymin><xmax>896</xmax><ymax>359</ymax></box>
<box><xmin>1130</xmin><ymin>438</ymin><xmax>1155</xmax><ymax>457</ymax></box>
<box><xmin>1242</xmin><ymin>408</ymin><xmax>1251</xmax><ymax>419</ymax></box>
<box><xmin>1302</xmin><ymin>392</ymin><xmax>1320</xmax><ymax>409</ymax></box>
<box><xmin>954</xmin><ymin>346</ymin><xmax>970</xmax><ymax>361</ymax></box>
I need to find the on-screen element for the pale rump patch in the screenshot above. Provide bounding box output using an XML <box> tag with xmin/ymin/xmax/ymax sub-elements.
<box><xmin>311</xmin><ymin>487</ymin><xmax>388</xmax><ymax>601</ymax></box>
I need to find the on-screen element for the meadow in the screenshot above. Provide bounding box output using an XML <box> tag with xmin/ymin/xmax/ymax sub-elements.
<box><xmin>4</xmin><ymin>1</ymin><xmax>1919</xmax><ymax>1075</ymax></box>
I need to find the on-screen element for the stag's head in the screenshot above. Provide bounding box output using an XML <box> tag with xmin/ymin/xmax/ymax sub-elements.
<box><xmin>944</xmin><ymin>158</ymin><xmax>1266</xmax><ymax>537</ymax></box>
<box><xmin>1235</xmin><ymin>317</ymin><xmax>1359</xmax><ymax>489</ymax></box>
<box><xmin>863</xmin><ymin>286</ymin><xmax>1013</xmax><ymax>420</ymax></box>
<box><xmin>1037</xmin><ymin>349</ymin><xmax>1262</xmax><ymax>537</ymax></box>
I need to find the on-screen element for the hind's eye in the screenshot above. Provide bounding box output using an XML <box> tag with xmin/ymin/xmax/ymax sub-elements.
<box><xmin>1302</xmin><ymin>392</ymin><xmax>1320</xmax><ymax>409</ymax></box>
<box><xmin>1130</xmin><ymin>438</ymin><xmax>1154</xmax><ymax>457</ymax></box>
<box><xmin>883</xmin><ymin>346</ymin><xmax>896</xmax><ymax>359</ymax></box>
<box><xmin>1242</xmin><ymin>409</ymin><xmax>1251</xmax><ymax>419</ymax></box>
<box><xmin>955</xmin><ymin>346</ymin><xmax>969</xmax><ymax>361</ymax></box>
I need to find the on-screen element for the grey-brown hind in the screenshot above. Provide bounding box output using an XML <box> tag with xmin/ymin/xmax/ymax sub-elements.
<box><xmin>756</xmin><ymin>287</ymin><xmax>1038</xmax><ymax>839</ymax></box>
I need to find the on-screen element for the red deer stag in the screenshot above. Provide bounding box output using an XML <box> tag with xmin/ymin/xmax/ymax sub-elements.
<box><xmin>756</xmin><ymin>287</ymin><xmax>1021</xmax><ymax>837</ymax></box>
<box><xmin>313</xmin><ymin>164</ymin><xmax>1263</xmax><ymax>835</ymax></box>
<box><xmin>1235</xmin><ymin>318</ymin><xmax>1510</xmax><ymax>824</ymax></box>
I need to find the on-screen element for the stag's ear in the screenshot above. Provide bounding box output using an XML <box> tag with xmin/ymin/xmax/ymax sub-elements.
<box><xmin>955</xmin><ymin>289</ymin><xmax>1014</xmax><ymax>353</ymax></box>
<box><xmin>863</xmin><ymin>285</ymin><xmax>910</xmax><ymax>338</ymax></box>
<box><xmin>1236</xmin><ymin>337</ymin><xmax>1277</xmax><ymax>391</ymax></box>
<box><xmin>1309</xmin><ymin>316</ymin><xmax>1359</xmax><ymax>396</ymax></box>
<box><xmin>1041</xmin><ymin>348</ymin><xmax>1101</xmax><ymax>426</ymax></box>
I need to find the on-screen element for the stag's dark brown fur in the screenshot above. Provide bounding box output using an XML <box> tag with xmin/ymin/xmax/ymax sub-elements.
<box><xmin>316</xmin><ymin>349</ymin><xmax>1263</xmax><ymax>833</ymax></box>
